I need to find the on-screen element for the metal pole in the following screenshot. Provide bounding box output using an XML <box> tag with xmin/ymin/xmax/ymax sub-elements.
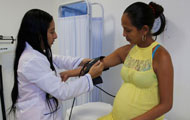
<box><xmin>0</xmin><ymin>65</ymin><xmax>7</xmax><ymax>120</ymax></box>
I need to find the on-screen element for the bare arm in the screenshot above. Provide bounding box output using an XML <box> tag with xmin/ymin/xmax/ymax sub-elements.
<box><xmin>60</xmin><ymin>68</ymin><xmax>82</xmax><ymax>81</ymax></box>
<box><xmin>132</xmin><ymin>46</ymin><xmax>174</xmax><ymax>120</ymax></box>
<box><xmin>102</xmin><ymin>44</ymin><xmax>132</xmax><ymax>69</ymax></box>
<box><xmin>60</xmin><ymin>44</ymin><xmax>132</xmax><ymax>81</ymax></box>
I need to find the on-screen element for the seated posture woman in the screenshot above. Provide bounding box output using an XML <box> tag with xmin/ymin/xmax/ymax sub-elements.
<box><xmin>98</xmin><ymin>1</ymin><xmax>173</xmax><ymax>120</ymax></box>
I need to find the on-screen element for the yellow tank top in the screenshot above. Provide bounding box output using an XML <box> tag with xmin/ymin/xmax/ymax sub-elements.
<box><xmin>98</xmin><ymin>41</ymin><xmax>164</xmax><ymax>120</ymax></box>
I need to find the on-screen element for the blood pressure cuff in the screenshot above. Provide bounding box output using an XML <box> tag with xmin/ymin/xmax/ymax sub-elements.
<box><xmin>80</xmin><ymin>56</ymin><xmax>109</xmax><ymax>85</ymax></box>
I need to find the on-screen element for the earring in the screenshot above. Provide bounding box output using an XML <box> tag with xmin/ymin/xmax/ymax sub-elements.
<box><xmin>142</xmin><ymin>35</ymin><xmax>146</xmax><ymax>41</ymax></box>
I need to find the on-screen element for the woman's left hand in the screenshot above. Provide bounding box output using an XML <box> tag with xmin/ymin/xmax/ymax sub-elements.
<box><xmin>60</xmin><ymin>71</ymin><xmax>70</xmax><ymax>82</ymax></box>
<box><xmin>60</xmin><ymin>67</ymin><xmax>83</xmax><ymax>82</ymax></box>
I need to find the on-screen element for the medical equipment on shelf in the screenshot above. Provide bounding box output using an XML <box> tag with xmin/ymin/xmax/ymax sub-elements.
<box><xmin>0</xmin><ymin>35</ymin><xmax>15</xmax><ymax>54</ymax></box>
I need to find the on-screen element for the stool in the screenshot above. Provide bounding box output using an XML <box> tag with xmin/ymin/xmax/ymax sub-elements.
<box><xmin>65</xmin><ymin>102</ymin><xmax>112</xmax><ymax>120</ymax></box>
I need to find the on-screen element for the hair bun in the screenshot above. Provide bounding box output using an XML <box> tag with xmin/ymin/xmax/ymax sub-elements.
<box><xmin>149</xmin><ymin>2</ymin><xmax>164</xmax><ymax>18</ymax></box>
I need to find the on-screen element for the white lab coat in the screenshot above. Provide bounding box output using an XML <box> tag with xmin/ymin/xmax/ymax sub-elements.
<box><xmin>15</xmin><ymin>42</ymin><xmax>94</xmax><ymax>120</ymax></box>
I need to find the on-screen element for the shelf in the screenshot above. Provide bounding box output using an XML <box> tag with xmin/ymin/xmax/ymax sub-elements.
<box><xmin>0</xmin><ymin>44</ymin><xmax>15</xmax><ymax>54</ymax></box>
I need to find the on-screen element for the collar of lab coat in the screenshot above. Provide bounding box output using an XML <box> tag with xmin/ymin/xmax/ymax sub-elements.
<box><xmin>25</xmin><ymin>42</ymin><xmax>47</xmax><ymax>60</ymax></box>
<box><xmin>25</xmin><ymin>42</ymin><xmax>33</xmax><ymax>50</ymax></box>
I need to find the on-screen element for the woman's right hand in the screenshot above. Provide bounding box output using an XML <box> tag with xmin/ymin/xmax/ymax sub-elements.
<box><xmin>88</xmin><ymin>60</ymin><xmax>104</xmax><ymax>79</ymax></box>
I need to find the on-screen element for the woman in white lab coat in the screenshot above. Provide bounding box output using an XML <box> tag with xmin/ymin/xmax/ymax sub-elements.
<box><xmin>9</xmin><ymin>9</ymin><xmax>104</xmax><ymax>120</ymax></box>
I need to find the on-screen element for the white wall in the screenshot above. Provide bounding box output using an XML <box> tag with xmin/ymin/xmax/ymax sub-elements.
<box><xmin>0</xmin><ymin>0</ymin><xmax>59</xmax><ymax>53</ymax></box>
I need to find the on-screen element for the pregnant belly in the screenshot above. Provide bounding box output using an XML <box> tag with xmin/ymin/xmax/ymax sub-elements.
<box><xmin>111</xmin><ymin>83</ymin><xmax>159</xmax><ymax>120</ymax></box>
